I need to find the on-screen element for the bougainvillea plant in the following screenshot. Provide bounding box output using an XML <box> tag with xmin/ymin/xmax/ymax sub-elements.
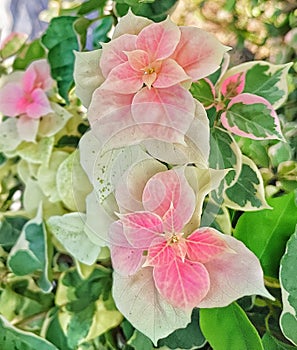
<box><xmin>0</xmin><ymin>1</ymin><xmax>296</xmax><ymax>350</ymax></box>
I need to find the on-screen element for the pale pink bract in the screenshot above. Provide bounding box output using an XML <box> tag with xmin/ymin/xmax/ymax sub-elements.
<box><xmin>109</xmin><ymin>167</ymin><xmax>272</xmax><ymax>310</ymax></box>
<box><xmin>0</xmin><ymin>59</ymin><xmax>53</xmax><ymax>119</ymax></box>
<box><xmin>83</xmin><ymin>12</ymin><xmax>228</xmax><ymax>148</ymax></box>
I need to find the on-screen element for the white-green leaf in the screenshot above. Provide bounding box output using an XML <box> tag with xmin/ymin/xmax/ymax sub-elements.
<box><xmin>224</xmin><ymin>155</ymin><xmax>270</xmax><ymax>210</ymax></box>
<box><xmin>56</xmin><ymin>150</ymin><xmax>92</xmax><ymax>212</ymax></box>
<box><xmin>7</xmin><ymin>205</ymin><xmax>52</xmax><ymax>292</ymax></box>
<box><xmin>280</xmin><ymin>226</ymin><xmax>297</xmax><ymax>346</ymax></box>
<box><xmin>0</xmin><ymin>118</ymin><xmax>22</xmax><ymax>153</ymax></box>
<box><xmin>0</xmin><ymin>315</ymin><xmax>58</xmax><ymax>350</ymax></box>
<box><xmin>47</xmin><ymin>212</ymin><xmax>101</xmax><ymax>265</ymax></box>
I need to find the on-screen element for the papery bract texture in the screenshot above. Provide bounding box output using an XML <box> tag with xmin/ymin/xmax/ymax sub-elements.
<box><xmin>109</xmin><ymin>167</ymin><xmax>272</xmax><ymax>316</ymax></box>
<box><xmin>74</xmin><ymin>12</ymin><xmax>228</xmax><ymax>148</ymax></box>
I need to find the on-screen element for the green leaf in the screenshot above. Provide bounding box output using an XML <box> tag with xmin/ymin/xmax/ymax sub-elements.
<box><xmin>190</xmin><ymin>79</ymin><xmax>215</xmax><ymax>108</ymax></box>
<box><xmin>200</xmin><ymin>303</ymin><xmax>264</xmax><ymax>350</ymax></box>
<box><xmin>244</xmin><ymin>63</ymin><xmax>291</xmax><ymax>107</ymax></box>
<box><xmin>8</xmin><ymin>206</ymin><xmax>52</xmax><ymax>292</ymax></box>
<box><xmin>234</xmin><ymin>192</ymin><xmax>297</xmax><ymax>278</ymax></box>
<box><xmin>268</xmin><ymin>142</ymin><xmax>292</xmax><ymax>168</ymax></box>
<box><xmin>115</xmin><ymin>0</ymin><xmax>178</xmax><ymax>22</ymax></box>
<box><xmin>158</xmin><ymin>308</ymin><xmax>206</xmax><ymax>349</ymax></box>
<box><xmin>0</xmin><ymin>315</ymin><xmax>58</xmax><ymax>350</ymax></box>
<box><xmin>127</xmin><ymin>330</ymin><xmax>153</xmax><ymax>350</ymax></box>
<box><xmin>0</xmin><ymin>216</ymin><xmax>28</xmax><ymax>251</ymax></box>
<box><xmin>209</xmin><ymin>127</ymin><xmax>242</xmax><ymax>187</ymax></box>
<box><xmin>235</xmin><ymin>136</ymin><xmax>270</xmax><ymax>168</ymax></box>
<box><xmin>13</xmin><ymin>39</ymin><xmax>46</xmax><ymax>70</ymax></box>
<box><xmin>54</xmin><ymin>267</ymin><xmax>115</xmax><ymax>348</ymax></box>
<box><xmin>74</xmin><ymin>17</ymin><xmax>92</xmax><ymax>50</ymax></box>
<box><xmin>262</xmin><ymin>332</ymin><xmax>296</xmax><ymax>350</ymax></box>
<box><xmin>222</xmin><ymin>100</ymin><xmax>283</xmax><ymax>140</ymax></box>
<box><xmin>92</xmin><ymin>16</ymin><xmax>113</xmax><ymax>49</ymax></box>
<box><xmin>224</xmin><ymin>155</ymin><xmax>269</xmax><ymax>211</ymax></box>
<box><xmin>43</xmin><ymin>308</ymin><xmax>72</xmax><ymax>350</ymax></box>
<box><xmin>0</xmin><ymin>33</ymin><xmax>27</xmax><ymax>59</ymax></box>
<box><xmin>78</xmin><ymin>0</ymin><xmax>106</xmax><ymax>15</ymax></box>
<box><xmin>280</xmin><ymin>226</ymin><xmax>297</xmax><ymax>346</ymax></box>
<box><xmin>41</xmin><ymin>16</ymin><xmax>79</xmax><ymax>103</ymax></box>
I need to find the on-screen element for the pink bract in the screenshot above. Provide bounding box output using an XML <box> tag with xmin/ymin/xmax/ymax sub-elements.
<box><xmin>86</xmin><ymin>13</ymin><xmax>228</xmax><ymax>147</ymax></box>
<box><xmin>109</xmin><ymin>167</ymin><xmax>272</xmax><ymax>310</ymax></box>
<box><xmin>0</xmin><ymin>59</ymin><xmax>53</xmax><ymax>119</ymax></box>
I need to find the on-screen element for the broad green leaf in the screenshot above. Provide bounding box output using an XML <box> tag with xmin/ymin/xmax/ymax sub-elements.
<box><xmin>200</xmin><ymin>303</ymin><xmax>263</xmax><ymax>350</ymax></box>
<box><xmin>0</xmin><ymin>32</ymin><xmax>27</xmax><ymax>59</ymax></box>
<box><xmin>92</xmin><ymin>16</ymin><xmax>113</xmax><ymax>49</ymax></box>
<box><xmin>209</xmin><ymin>127</ymin><xmax>242</xmax><ymax>187</ymax></box>
<box><xmin>16</xmin><ymin>136</ymin><xmax>55</xmax><ymax>166</ymax></box>
<box><xmin>243</xmin><ymin>63</ymin><xmax>292</xmax><ymax>108</ymax></box>
<box><xmin>221</xmin><ymin>94</ymin><xmax>284</xmax><ymax>141</ymax></box>
<box><xmin>0</xmin><ymin>315</ymin><xmax>58</xmax><ymax>350</ymax></box>
<box><xmin>190</xmin><ymin>79</ymin><xmax>215</xmax><ymax>109</ymax></box>
<box><xmin>262</xmin><ymin>332</ymin><xmax>296</xmax><ymax>350</ymax></box>
<box><xmin>234</xmin><ymin>192</ymin><xmax>297</xmax><ymax>278</ymax></box>
<box><xmin>219</xmin><ymin>61</ymin><xmax>292</xmax><ymax>109</ymax></box>
<box><xmin>56</xmin><ymin>150</ymin><xmax>92</xmax><ymax>212</ymax></box>
<box><xmin>47</xmin><ymin>212</ymin><xmax>101</xmax><ymax>265</ymax></box>
<box><xmin>8</xmin><ymin>205</ymin><xmax>52</xmax><ymax>292</ymax></box>
<box><xmin>77</xmin><ymin>0</ymin><xmax>106</xmax><ymax>15</ymax></box>
<box><xmin>280</xmin><ymin>226</ymin><xmax>297</xmax><ymax>346</ymax></box>
<box><xmin>0</xmin><ymin>216</ymin><xmax>28</xmax><ymax>251</ymax></box>
<box><xmin>13</xmin><ymin>39</ymin><xmax>46</xmax><ymax>70</ymax></box>
<box><xmin>224</xmin><ymin>155</ymin><xmax>269</xmax><ymax>211</ymax></box>
<box><xmin>127</xmin><ymin>330</ymin><xmax>153</xmax><ymax>350</ymax></box>
<box><xmin>115</xmin><ymin>0</ymin><xmax>178</xmax><ymax>22</ymax></box>
<box><xmin>41</xmin><ymin>16</ymin><xmax>79</xmax><ymax>102</ymax></box>
<box><xmin>158</xmin><ymin>308</ymin><xmax>206</xmax><ymax>349</ymax></box>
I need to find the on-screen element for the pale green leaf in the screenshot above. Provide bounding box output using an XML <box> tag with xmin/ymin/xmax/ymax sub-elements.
<box><xmin>47</xmin><ymin>212</ymin><xmax>101</xmax><ymax>265</ymax></box>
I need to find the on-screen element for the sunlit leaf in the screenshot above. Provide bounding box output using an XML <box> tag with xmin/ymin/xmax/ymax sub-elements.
<box><xmin>200</xmin><ymin>303</ymin><xmax>263</xmax><ymax>350</ymax></box>
<box><xmin>234</xmin><ymin>191</ymin><xmax>297</xmax><ymax>277</ymax></box>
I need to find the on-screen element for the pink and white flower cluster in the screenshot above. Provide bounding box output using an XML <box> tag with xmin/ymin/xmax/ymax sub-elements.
<box><xmin>76</xmin><ymin>11</ymin><xmax>272</xmax><ymax>342</ymax></box>
<box><xmin>0</xmin><ymin>59</ymin><xmax>55</xmax><ymax>142</ymax></box>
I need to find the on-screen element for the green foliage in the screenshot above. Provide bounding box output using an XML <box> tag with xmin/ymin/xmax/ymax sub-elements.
<box><xmin>200</xmin><ymin>303</ymin><xmax>264</xmax><ymax>350</ymax></box>
<box><xmin>280</xmin><ymin>226</ymin><xmax>297</xmax><ymax>346</ymax></box>
<box><xmin>224</xmin><ymin>102</ymin><xmax>283</xmax><ymax>140</ymax></box>
<box><xmin>190</xmin><ymin>79</ymin><xmax>215</xmax><ymax>108</ymax></box>
<box><xmin>158</xmin><ymin>308</ymin><xmax>206</xmax><ymax>349</ymax></box>
<box><xmin>244</xmin><ymin>64</ymin><xmax>286</xmax><ymax>105</ymax></box>
<box><xmin>234</xmin><ymin>192</ymin><xmax>297</xmax><ymax>277</ymax></box>
<box><xmin>262</xmin><ymin>332</ymin><xmax>297</xmax><ymax>350</ymax></box>
<box><xmin>13</xmin><ymin>39</ymin><xmax>46</xmax><ymax>70</ymax></box>
<box><xmin>41</xmin><ymin>16</ymin><xmax>79</xmax><ymax>103</ymax></box>
<box><xmin>0</xmin><ymin>216</ymin><xmax>28</xmax><ymax>251</ymax></box>
<box><xmin>115</xmin><ymin>0</ymin><xmax>178</xmax><ymax>22</ymax></box>
<box><xmin>0</xmin><ymin>315</ymin><xmax>58</xmax><ymax>350</ymax></box>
